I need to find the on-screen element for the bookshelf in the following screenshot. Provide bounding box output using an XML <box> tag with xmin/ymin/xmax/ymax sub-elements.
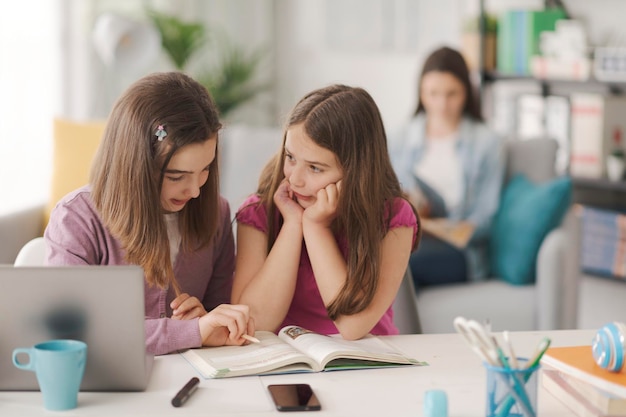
<box><xmin>476</xmin><ymin>0</ymin><xmax>626</xmax><ymax>190</ymax></box>
<box><xmin>476</xmin><ymin>0</ymin><xmax>626</xmax><ymax>329</ymax></box>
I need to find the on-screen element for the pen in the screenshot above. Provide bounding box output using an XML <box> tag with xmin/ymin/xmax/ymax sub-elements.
<box><xmin>242</xmin><ymin>334</ymin><xmax>261</xmax><ymax>344</ymax></box>
<box><xmin>171</xmin><ymin>376</ymin><xmax>200</xmax><ymax>407</ymax></box>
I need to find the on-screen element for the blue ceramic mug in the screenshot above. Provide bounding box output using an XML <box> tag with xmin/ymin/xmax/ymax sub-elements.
<box><xmin>13</xmin><ymin>339</ymin><xmax>87</xmax><ymax>411</ymax></box>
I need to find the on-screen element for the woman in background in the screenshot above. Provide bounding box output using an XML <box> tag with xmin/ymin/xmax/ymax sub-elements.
<box><xmin>45</xmin><ymin>72</ymin><xmax>254</xmax><ymax>355</ymax></box>
<box><xmin>390</xmin><ymin>46</ymin><xmax>504</xmax><ymax>288</ymax></box>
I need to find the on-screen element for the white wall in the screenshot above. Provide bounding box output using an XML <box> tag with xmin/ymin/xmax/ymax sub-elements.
<box><xmin>60</xmin><ymin>0</ymin><xmax>626</xmax><ymax>130</ymax></box>
<box><xmin>272</xmin><ymin>0</ymin><xmax>464</xmax><ymax>133</ymax></box>
<box><xmin>3</xmin><ymin>0</ymin><xmax>626</xmax><ymax>215</ymax></box>
<box><xmin>59</xmin><ymin>0</ymin><xmax>467</xmax><ymax>132</ymax></box>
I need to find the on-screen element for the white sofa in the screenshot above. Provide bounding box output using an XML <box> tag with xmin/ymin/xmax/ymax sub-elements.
<box><xmin>415</xmin><ymin>138</ymin><xmax>580</xmax><ymax>333</ymax></box>
<box><xmin>0</xmin><ymin>126</ymin><xmax>584</xmax><ymax>334</ymax></box>
<box><xmin>0</xmin><ymin>204</ymin><xmax>45</xmax><ymax>265</ymax></box>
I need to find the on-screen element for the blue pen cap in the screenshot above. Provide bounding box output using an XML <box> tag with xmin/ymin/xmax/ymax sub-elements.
<box><xmin>424</xmin><ymin>389</ymin><xmax>448</xmax><ymax>417</ymax></box>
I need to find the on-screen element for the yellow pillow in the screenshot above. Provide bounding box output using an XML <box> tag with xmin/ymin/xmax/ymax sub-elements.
<box><xmin>45</xmin><ymin>118</ymin><xmax>106</xmax><ymax>227</ymax></box>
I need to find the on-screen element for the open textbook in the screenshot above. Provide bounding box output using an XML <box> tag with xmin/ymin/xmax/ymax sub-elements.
<box><xmin>180</xmin><ymin>325</ymin><xmax>426</xmax><ymax>379</ymax></box>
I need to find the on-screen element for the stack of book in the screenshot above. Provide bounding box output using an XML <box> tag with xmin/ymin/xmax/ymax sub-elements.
<box><xmin>541</xmin><ymin>345</ymin><xmax>626</xmax><ymax>417</ymax></box>
<box><xmin>580</xmin><ymin>206</ymin><xmax>626</xmax><ymax>280</ymax></box>
<box><xmin>496</xmin><ymin>8</ymin><xmax>566</xmax><ymax>75</ymax></box>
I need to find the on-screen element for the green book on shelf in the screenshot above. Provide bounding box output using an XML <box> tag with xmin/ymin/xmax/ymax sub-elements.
<box><xmin>497</xmin><ymin>8</ymin><xmax>565</xmax><ymax>75</ymax></box>
<box><xmin>524</xmin><ymin>8</ymin><xmax>566</xmax><ymax>69</ymax></box>
<box><xmin>497</xmin><ymin>10</ymin><xmax>516</xmax><ymax>74</ymax></box>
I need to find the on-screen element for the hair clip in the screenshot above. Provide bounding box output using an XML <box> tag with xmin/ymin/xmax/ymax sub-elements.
<box><xmin>155</xmin><ymin>125</ymin><xmax>167</xmax><ymax>141</ymax></box>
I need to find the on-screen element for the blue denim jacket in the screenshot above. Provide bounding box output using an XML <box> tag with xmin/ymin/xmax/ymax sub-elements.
<box><xmin>389</xmin><ymin>114</ymin><xmax>505</xmax><ymax>280</ymax></box>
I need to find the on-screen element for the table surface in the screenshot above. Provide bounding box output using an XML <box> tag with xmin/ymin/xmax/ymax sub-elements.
<box><xmin>0</xmin><ymin>329</ymin><xmax>596</xmax><ymax>416</ymax></box>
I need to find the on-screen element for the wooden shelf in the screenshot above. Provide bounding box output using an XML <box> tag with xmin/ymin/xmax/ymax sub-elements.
<box><xmin>572</xmin><ymin>177</ymin><xmax>626</xmax><ymax>211</ymax></box>
<box><xmin>481</xmin><ymin>71</ymin><xmax>626</xmax><ymax>95</ymax></box>
<box><xmin>572</xmin><ymin>177</ymin><xmax>626</xmax><ymax>193</ymax></box>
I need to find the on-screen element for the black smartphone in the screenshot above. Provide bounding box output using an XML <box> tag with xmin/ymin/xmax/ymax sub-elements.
<box><xmin>267</xmin><ymin>383</ymin><xmax>321</xmax><ymax>411</ymax></box>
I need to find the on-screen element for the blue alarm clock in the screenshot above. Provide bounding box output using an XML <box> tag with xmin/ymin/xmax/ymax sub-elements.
<box><xmin>592</xmin><ymin>321</ymin><xmax>626</xmax><ymax>372</ymax></box>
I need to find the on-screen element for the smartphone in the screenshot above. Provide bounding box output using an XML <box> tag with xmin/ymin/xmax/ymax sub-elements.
<box><xmin>267</xmin><ymin>383</ymin><xmax>321</xmax><ymax>411</ymax></box>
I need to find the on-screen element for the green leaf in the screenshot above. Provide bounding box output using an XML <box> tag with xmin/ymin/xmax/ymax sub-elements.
<box><xmin>147</xmin><ymin>9</ymin><xmax>206</xmax><ymax>70</ymax></box>
<box><xmin>144</xmin><ymin>8</ymin><xmax>268</xmax><ymax>116</ymax></box>
<box><xmin>197</xmin><ymin>40</ymin><xmax>269</xmax><ymax>116</ymax></box>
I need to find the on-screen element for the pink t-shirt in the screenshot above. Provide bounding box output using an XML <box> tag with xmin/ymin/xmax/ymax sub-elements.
<box><xmin>236</xmin><ymin>195</ymin><xmax>418</xmax><ymax>336</ymax></box>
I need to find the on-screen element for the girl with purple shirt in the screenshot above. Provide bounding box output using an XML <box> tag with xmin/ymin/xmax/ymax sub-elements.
<box><xmin>45</xmin><ymin>72</ymin><xmax>254</xmax><ymax>355</ymax></box>
<box><xmin>233</xmin><ymin>85</ymin><xmax>420</xmax><ymax>339</ymax></box>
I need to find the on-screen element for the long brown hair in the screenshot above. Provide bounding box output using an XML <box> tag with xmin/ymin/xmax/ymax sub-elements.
<box><xmin>414</xmin><ymin>46</ymin><xmax>482</xmax><ymax>120</ymax></box>
<box><xmin>90</xmin><ymin>72</ymin><xmax>223</xmax><ymax>292</ymax></box>
<box><xmin>257</xmin><ymin>84</ymin><xmax>419</xmax><ymax>319</ymax></box>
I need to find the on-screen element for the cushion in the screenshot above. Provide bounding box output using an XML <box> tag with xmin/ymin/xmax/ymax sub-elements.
<box><xmin>490</xmin><ymin>174</ymin><xmax>572</xmax><ymax>285</ymax></box>
<box><xmin>45</xmin><ymin>118</ymin><xmax>106</xmax><ymax>227</ymax></box>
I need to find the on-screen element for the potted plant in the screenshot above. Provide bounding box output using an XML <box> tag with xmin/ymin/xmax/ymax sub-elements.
<box><xmin>147</xmin><ymin>9</ymin><xmax>267</xmax><ymax>118</ymax></box>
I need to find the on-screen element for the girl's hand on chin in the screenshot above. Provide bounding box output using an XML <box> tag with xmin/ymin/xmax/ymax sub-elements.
<box><xmin>304</xmin><ymin>180</ymin><xmax>341</xmax><ymax>227</ymax></box>
<box><xmin>274</xmin><ymin>179</ymin><xmax>303</xmax><ymax>224</ymax></box>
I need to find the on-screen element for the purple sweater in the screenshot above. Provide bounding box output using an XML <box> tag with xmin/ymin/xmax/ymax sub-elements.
<box><xmin>44</xmin><ymin>185</ymin><xmax>235</xmax><ymax>355</ymax></box>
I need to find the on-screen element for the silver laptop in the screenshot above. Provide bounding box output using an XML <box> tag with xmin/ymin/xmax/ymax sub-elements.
<box><xmin>0</xmin><ymin>265</ymin><xmax>153</xmax><ymax>391</ymax></box>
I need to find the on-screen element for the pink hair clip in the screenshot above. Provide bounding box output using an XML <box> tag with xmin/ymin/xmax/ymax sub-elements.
<box><xmin>155</xmin><ymin>125</ymin><xmax>167</xmax><ymax>141</ymax></box>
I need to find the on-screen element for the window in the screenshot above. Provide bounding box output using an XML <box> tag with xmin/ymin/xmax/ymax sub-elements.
<box><xmin>0</xmin><ymin>1</ymin><xmax>60</xmax><ymax>215</ymax></box>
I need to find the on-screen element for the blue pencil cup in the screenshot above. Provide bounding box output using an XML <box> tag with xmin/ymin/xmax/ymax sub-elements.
<box><xmin>484</xmin><ymin>358</ymin><xmax>539</xmax><ymax>417</ymax></box>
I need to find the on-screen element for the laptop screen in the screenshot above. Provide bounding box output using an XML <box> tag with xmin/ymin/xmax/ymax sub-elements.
<box><xmin>0</xmin><ymin>265</ymin><xmax>153</xmax><ymax>391</ymax></box>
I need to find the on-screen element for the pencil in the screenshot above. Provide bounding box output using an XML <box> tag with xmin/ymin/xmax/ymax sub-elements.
<box><xmin>242</xmin><ymin>334</ymin><xmax>261</xmax><ymax>344</ymax></box>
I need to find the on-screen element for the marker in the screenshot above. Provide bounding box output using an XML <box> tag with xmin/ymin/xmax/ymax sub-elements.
<box><xmin>171</xmin><ymin>377</ymin><xmax>200</xmax><ymax>407</ymax></box>
<box><xmin>242</xmin><ymin>334</ymin><xmax>261</xmax><ymax>344</ymax></box>
<box><xmin>525</xmin><ymin>337</ymin><xmax>551</xmax><ymax>369</ymax></box>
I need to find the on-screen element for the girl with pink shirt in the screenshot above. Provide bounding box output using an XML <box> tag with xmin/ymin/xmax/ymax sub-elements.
<box><xmin>233</xmin><ymin>84</ymin><xmax>420</xmax><ymax>339</ymax></box>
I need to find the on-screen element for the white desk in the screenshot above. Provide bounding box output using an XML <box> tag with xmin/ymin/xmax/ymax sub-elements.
<box><xmin>0</xmin><ymin>329</ymin><xmax>595</xmax><ymax>416</ymax></box>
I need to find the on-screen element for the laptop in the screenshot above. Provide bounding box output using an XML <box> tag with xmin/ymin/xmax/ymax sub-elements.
<box><xmin>0</xmin><ymin>265</ymin><xmax>153</xmax><ymax>391</ymax></box>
